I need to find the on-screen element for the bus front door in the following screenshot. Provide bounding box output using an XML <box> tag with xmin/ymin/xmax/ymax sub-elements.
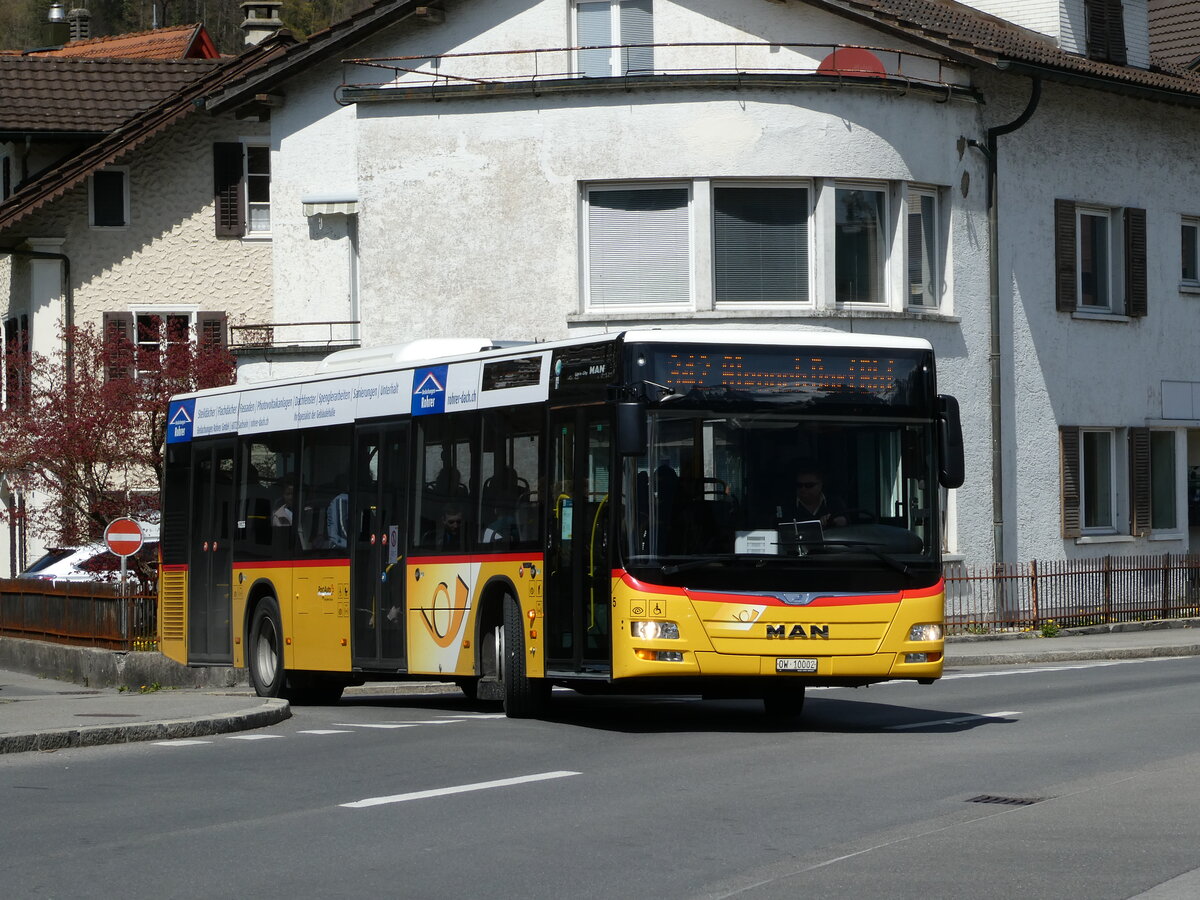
<box><xmin>546</xmin><ymin>408</ymin><xmax>613</xmax><ymax>675</ymax></box>
<box><xmin>189</xmin><ymin>438</ymin><xmax>235</xmax><ymax>664</ymax></box>
<box><xmin>351</xmin><ymin>423</ymin><xmax>409</xmax><ymax>671</ymax></box>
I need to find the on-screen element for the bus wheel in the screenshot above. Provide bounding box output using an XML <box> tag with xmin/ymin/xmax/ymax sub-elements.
<box><xmin>249</xmin><ymin>597</ymin><xmax>286</xmax><ymax>698</ymax></box>
<box><xmin>502</xmin><ymin>594</ymin><xmax>548</xmax><ymax>719</ymax></box>
<box><xmin>762</xmin><ymin>685</ymin><xmax>806</xmax><ymax>719</ymax></box>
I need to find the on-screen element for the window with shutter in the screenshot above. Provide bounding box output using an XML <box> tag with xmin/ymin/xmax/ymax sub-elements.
<box><xmin>103</xmin><ymin>311</ymin><xmax>135</xmax><ymax>382</ymax></box>
<box><xmin>1149</xmin><ymin>430</ymin><xmax>1178</xmax><ymax>532</ymax></box>
<box><xmin>1055</xmin><ymin>199</ymin><xmax>1077</xmax><ymax>313</ymax></box>
<box><xmin>1124</xmin><ymin>207</ymin><xmax>1146</xmax><ymax>317</ymax></box>
<box><xmin>1128</xmin><ymin>427</ymin><xmax>1151</xmax><ymax>535</ymax></box>
<box><xmin>1060</xmin><ymin>426</ymin><xmax>1081</xmax><ymax>538</ymax></box>
<box><xmin>586</xmin><ymin>185</ymin><xmax>690</xmax><ymax>310</ymax></box>
<box><xmin>3</xmin><ymin>315</ymin><xmax>30</xmax><ymax>410</ymax></box>
<box><xmin>198</xmin><ymin>312</ymin><xmax>228</xmax><ymax>351</ymax></box>
<box><xmin>213</xmin><ymin>142</ymin><xmax>245</xmax><ymax>238</ymax></box>
<box><xmin>1082</xmin><ymin>428</ymin><xmax>1116</xmax><ymax>532</ymax></box>
<box><xmin>714</xmin><ymin>185</ymin><xmax>809</xmax><ymax>304</ymax></box>
<box><xmin>1084</xmin><ymin>0</ymin><xmax>1127</xmax><ymax>65</ymax></box>
<box><xmin>1182</xmin><ymin>218</ymin><xmax>1200</xmax><ymax>285</ymax></box>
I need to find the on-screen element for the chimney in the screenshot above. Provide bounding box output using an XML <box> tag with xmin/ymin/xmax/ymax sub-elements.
<box><xmin>44</xmin><ymin>2</ymin><xmax>69</xmax><ymax>47</ymax></box>
<box><xmin>68</xmin><ymin>8</ymin><xmax>91</xmax><ymax>42</ymax></box>
<box><xmin>240</xmin><ymin>1</ymin><xmax>284</xmax><ymax>46</ymax></box>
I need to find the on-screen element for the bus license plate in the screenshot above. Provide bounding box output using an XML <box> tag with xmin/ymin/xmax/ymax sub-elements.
<box><xmin>776</xmin><ymin>657</ymin><xmax>818</xmax><ymax>673</ymax></box>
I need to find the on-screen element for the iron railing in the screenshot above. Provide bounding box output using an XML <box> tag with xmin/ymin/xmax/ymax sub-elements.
<box><xmin>339</xmin><ymin>41</ymin><xmax>969</xmax><ymax>95</ymax></box>
<box><xmin>230</xmin><ymin>320</ymin><xmax>361</xmax><ymax>352</ymax></box>
<box><xmin>0</xmin><ymin>580</ymin><xmax>157</xmax><ymax>651</ymax></box>
<box><xmin>944</xmin><ymin>553</ymin><xmax>1200</xmax><ymax>634</ymax></box>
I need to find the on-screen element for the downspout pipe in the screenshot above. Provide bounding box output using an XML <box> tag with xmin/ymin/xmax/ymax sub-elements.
<box><xmin>966</xmin><ymin>72</ymin><xmax>1041</xmax><ymax>568</ymax></box>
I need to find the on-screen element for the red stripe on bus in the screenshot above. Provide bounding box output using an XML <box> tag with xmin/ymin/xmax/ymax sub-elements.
<box><xmin>614</xmin><ymin>570</ymin><xmax>944</xmax><ymax>607</ymax></box>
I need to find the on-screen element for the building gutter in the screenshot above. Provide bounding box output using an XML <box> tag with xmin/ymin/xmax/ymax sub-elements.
<box><xmin>967</xmin><ymin>73</ymin><xmax>1042</xmax><ymax>567</ymax></box>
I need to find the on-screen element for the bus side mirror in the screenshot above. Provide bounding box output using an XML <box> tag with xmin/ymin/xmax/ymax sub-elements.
<box><xmin>616</xmin><ymin>400</ymin><xmax>647</xmax><ymax>457</ymax></box>
<box><xmin>937</xmin><ymin>394</ymin><xmax>965</xmax><ymax>489</ymax></box>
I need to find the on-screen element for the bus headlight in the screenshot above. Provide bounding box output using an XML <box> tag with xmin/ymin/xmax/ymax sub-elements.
<box><xmin>631</xmin><ymin>620</ymin><xmax>679</xmax><ymax>640</ymax></box>
<box><xmin>908</xmin><ymin>623</ymin><xmax>943</xmax><ymax>642</ymax></box>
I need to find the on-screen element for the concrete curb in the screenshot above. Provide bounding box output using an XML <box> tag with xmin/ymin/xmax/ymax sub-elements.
<box><xmin>947</xmin><ymin>644</ymin><xmax>1200</xmax><ymax>668</ymax></box>
<box><xmin>0</xmin><ymin>698</ymin><xmax>290</xmax><ymax>754</ymax></box>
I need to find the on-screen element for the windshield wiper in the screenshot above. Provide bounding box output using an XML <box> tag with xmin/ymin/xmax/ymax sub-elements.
<box><xmin>813</xmin><ymin>540</ymin><xmax>914</xmax><ymax>576</ymax></box>
<box><xmin>661</xmin><ymin>554</ymin><xmax>762</xmax><ymax>575</ymax></box>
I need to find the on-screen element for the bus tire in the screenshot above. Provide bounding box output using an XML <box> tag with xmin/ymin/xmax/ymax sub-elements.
<box><xmin>762</xmin><ymin>684</ymin><xmax>806</xmax><ymax>719</ymax></box>
<box><xmin>248</xmin><ymin>597</ymin><xmax>286</xmax><ymax>698</ymax></box>
<box><xmin>502</xmin><ymin>594</ymin><xmax>548</xmax><ymax>718</ymax></box>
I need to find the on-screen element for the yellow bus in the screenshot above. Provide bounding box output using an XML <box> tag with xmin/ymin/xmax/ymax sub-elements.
<box><xmin>159</xmin><ymin>329</ymin><xmax>963</xmax><ymax>717</ymax></box>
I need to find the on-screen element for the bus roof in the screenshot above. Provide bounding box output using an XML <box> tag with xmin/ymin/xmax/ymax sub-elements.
<box><xmin>172</xmin><ymin>328</ymin><xmax>933</xmax><ymax>403</ymax></box>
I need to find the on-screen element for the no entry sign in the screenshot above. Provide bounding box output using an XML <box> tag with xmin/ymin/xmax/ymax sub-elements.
<box><xmin>104</xmin><ymin>517</ymin><xmax>144</xmax><ymax>558</ymax></box>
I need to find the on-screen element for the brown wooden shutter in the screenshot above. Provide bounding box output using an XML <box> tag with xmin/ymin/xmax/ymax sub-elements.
<box><xmin>213</xmin><ymin>142</ymin><xmax>245</xmax><ymax>238</ymax></box>
<box><xmin>1085</xmin><ymin>0</ymin><xmax>1128</xmax><ymax>65</ymax></box>
<box><xmin>103</xmin><ymin>311</ymin><xmax>135</xmax><ymax>381</ymax></box>
<box><xmin>197</xmin><ymin>311</ymin><xmax>228</xmax><ymax>351</ymax></box>
<box><xmin>1128</xmin><ymin>427</ymin><xmax>1151</xmax><ymax>536</ymax></box>
<box><xmin>1055</xmin><ymin>199</ymin><xmax>1077</xmax><ymax>313</ymax></box>
<box><xmin>1124</xmin><ymin>207</ymin><xmax>1147</xmax><ymax>317</ymax></box>
<box><xmin>1060</xmin><ymin>426</ymin><xmax>1081</xmax><ymax>538</ymax></box>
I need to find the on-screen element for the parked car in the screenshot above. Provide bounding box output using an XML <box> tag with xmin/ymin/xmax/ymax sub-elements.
<box><xmin>19</xmin><ymin>521</ymin><xmax>161</xmax><ymax>586</ymax></box>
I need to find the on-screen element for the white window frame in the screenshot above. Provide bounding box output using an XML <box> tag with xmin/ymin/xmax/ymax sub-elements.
<box><xmin>906</xmin><ymin>186</ymin><xmax>941</xmax><ymax>310</ymax></box>
<box><xmin>1076</xmin><ymin>205</ymin><xmax>1113</xmax><ymax>311</ymax></box>
<box><xmin>243</xmin><ymin>140</ymin><xmax>272</xmax><ymax>238</ymax></box>
<box><xmin>833</xmin><ymin>181</ymin><xmax>890</xmax><ymax>307</ymax></box>
<box><xmin>711</xmin><ymin>180</ymin><xmax>813</xmax><ymax>310</ymax></box>
<box><xmin>582</xmin><ymin>181</ymin><xmax>693</xmax><ymax>312</ymax></box>
<box><xmin>88</xmin><ymin>166</ymin><xmax>130</xmax><ymax>229</ymax></box>
<box><xmin>1180</xmin><ymin>216</ymin><xmax>1200</xmax><ymax>289</ymax></box>
<box><xmin>128</xmin><ymin>307</ymin><xmax>200</xmax><ymax>378</ymax></box>
<box><xmin>574</xmin><ymin>0</ymin><xmax>654</xmax><ymax>77</ymax></box>
<box><xmin>1080</xmin><ymin>427</ymin><xmax>1119</xmax><ymax>534</ymax></box>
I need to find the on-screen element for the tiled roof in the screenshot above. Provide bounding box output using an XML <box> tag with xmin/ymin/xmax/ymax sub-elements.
<box><xmin>0</xmin><ymin>57</ymin><xmax>221</xmax><ymax>134</ymax></box>
<box><xmin>28</xmin><ymin>24</ymin><xmax>219</xmax><ymax>60</ymax></box>
<box><xmin>0</xmin><ymin>35</ymin><xmax>292</xmax><ymax>231</ymax></box>
<box><xmin>1148</xmin><ymin>0</ymin><xmax>1200</xmax><ymax>69</ymax></box>
<box><xmin>830</xmin><ymin>0</ymin><xmax>1200</xmax><ymax>95</ymax></box>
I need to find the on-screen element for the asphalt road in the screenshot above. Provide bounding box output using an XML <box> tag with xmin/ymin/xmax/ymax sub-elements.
<box><xmin>3</xmin><ymin>657</ymin><xmax>1199</xmax><ymax>899</ymax></box>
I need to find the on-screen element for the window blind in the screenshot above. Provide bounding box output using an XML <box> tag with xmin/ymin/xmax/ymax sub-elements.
<box><xmin>619</xmin><ymin>0</ymin><xmax>654</xmax><ymax>75</ymax></box>
<box><xmin>577</xmin><ymin>2</ymin><xmax>612</xmax><ymax>77</ymax></box>
<box><xmin>714</xmin><ymin>186</ymin><xmax>808</xmax><ymax>304</ymax></box>
<box><xmin>588</xmin><ymin>187</ymin><xmax>690</xmax><ymax>309</ymax></box>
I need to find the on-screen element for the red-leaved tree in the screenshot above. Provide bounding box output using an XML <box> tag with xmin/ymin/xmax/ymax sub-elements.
<box><xmin>0</xmin><ymin>320</ymin><xmax>235</xmax><ymax>550</ymax></box>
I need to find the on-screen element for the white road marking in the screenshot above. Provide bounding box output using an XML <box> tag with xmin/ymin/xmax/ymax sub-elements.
<box><xmin>439</xmin><ymin>714</ymin><xmax>508</xmax><ymax>720</ymax></box>
<box><xmin>331</xmin><ymin>723</ymin><xmax>423</xmax><ymax>729</ymax></box>
<box><xmin>341</xmin><ymin>770</ymin><xmax>581</xmax><ymax>809</ymax></box>
<box><xmin>298</xmin><ymin>729</ymin><xmax>353</xmax><ymax>735</ymax></box>
<box><xmin>226</xmin><ymin>734</ymin><xmax>282</xmax><ymax>741</ymax></box>
<box><xmin>152</xmin><ymin>740</ymin><xmax>211</xmax><ymax>746</ymax></box>
<box><xmin>887</xmin><ymin>710</ymin><xmax>1021</xmax><ymax>731</ymax></box>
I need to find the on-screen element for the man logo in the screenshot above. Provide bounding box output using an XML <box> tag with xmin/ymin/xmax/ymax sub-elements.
<box><xmin>766</xmin><ymin>624</ymin><xmax>830</xmax><ymax>639</ymax></box>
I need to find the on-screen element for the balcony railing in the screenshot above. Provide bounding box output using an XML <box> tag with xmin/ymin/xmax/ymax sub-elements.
<box><xmin>338</xmin><ymin>41</ymin><xmax>970</xmax><ymax>100</ymax></box>
<box><xmin>230</xmin><ymin>321</ymin><xmax>361</xmax><ymax>354</ymax></box>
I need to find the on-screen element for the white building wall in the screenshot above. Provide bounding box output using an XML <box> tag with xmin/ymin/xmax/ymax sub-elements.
<box><xmin>956</xmin><ymin>0</ymin><xmax>1063</xmax><ymax>39</ymax></box>
<box><xmin>991</xmin><ymin>74</ymin><xmax>1200</xmax><ymax>561</ymax></box>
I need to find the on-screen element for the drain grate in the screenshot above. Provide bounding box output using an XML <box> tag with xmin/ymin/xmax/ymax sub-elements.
<box><xmin>966</xmin><ymin>794</ymin><xmax>1046</xmax><ymax>807</ymax></box>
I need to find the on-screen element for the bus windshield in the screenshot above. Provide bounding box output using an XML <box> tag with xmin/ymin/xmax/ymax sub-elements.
<box><xmin>622</xmin><ymin>410</ymin><xmax>939</xmax><ymax>588</ymax></box>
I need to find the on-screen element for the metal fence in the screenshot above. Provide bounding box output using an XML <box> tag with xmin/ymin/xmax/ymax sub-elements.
<box><xmin>0</xmin><ymin>580</ymin><xmax>157</xmax><ymax>651</ymax></box>
<box><xmin>944</xmin><ymin>553</ymin><xmax>1200</xmax><ymax>634</ymax></box>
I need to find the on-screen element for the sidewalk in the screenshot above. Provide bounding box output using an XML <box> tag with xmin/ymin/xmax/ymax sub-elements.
<box><xmin>2</xmin><ymin>619</ymin><xmax>1197</xmax><ymax>754</ymax></box>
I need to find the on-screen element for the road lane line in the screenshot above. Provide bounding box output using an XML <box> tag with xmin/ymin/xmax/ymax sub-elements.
<box><xmin>341</xmin><ymin>770</ymin><xmax>581</xmax><ymax>809</ymax></box>
<box><xmin>298</xmin><ymin>729</ymin><xmax>353</xmax><ymax>735</ymax></box>
<box><xmin>227</xmin><ymin>734</ymin><xmax>282</xmax><ymax>741</ymax></box>
<box><xmin>886</xmin><ymin>710</ymin><xmax>1021</xmax><ymax>730</ymax></box>
<box><xmin>332</xmin><ymin>723</ymin><xmax>423</xmax><ymax>729</ymax></box>
<box><xmin>152</xmin><ymin>740</ymin><xmax>212</xmax><ymax>746</ymax></box>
